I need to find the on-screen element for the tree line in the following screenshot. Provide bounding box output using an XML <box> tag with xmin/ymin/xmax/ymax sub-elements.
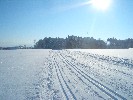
<box><xmin>34</xmin><ymin>35</ymin><xmax>133</xmax><ymax>49</ymax></box>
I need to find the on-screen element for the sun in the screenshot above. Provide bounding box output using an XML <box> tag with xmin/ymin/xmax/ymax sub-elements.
<box><xmin>90</xmin><ymin>0</ymin><xmax>112</xmax><ymax>11</ymax></box>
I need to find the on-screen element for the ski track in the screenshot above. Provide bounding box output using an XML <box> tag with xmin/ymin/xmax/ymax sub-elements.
<box><xmin>54</xmin><ymin>59</ymin><xmax>69</xmax><ymax>100</ymax></box>
<box><xmin>57</xmin><ymin>53</ymin><xmax>107</xmax><ymax>100</ymax></box>
<box><xmin>58</xmin><ymin>52</ymin><xmax>122</xmax><ymax>100</ymax></box>
<box><xmin>67</xmin><ymin>50</ymin><xmax>133</xmax><ymax>98</ymax></box>
<box><xmin>54</xmin><ymin>59</ymin><xmax>77</xmax><ymax>100</ymax></box>
<box><xmin>27</xmin><ymin>50</ymin><xmax>133</xmax><ymax>100</ymax></box>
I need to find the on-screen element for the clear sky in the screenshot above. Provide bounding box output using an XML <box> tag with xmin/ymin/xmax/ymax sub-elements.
<box><xmin>0</xmin><ymin>0</ymin><xmax>133</xmax><ymax>47</ymax></box>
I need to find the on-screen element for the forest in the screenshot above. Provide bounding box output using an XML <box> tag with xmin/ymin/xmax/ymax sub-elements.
<box><xmin>34</xmin><ymin>35</ymin><xmax>133</xmax><ymax>49</ymax></box>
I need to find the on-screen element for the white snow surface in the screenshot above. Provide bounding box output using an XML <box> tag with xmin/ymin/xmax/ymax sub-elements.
<box><xmin>0</xmin><ymin>49</ymin><xmax>133</xmax><ymax>100</ymax></box>
<box><xmin>69</xmin><ymin>49</ymin><xmax>133</xmax><ymax>59</ymax></box>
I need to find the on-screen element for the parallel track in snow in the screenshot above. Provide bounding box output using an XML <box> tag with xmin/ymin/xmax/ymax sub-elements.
<box><xmin>52</xmin><ymin>53</ymin><xmax>77</xmax><ymax>100</ymax></box>
<box><xmin>57</xmin><ymin>54</ymin><xmax>106</xmax><ymax>100</ymax></box>
<box><xmin>58</xmin><ymin>51</ymin><xmax>127</xmax><ymax>100</ymax></box>
<box><xmin>54</xmin><ymin>60</ymin><xmax>69</xmax><ymax>100</ymax></box>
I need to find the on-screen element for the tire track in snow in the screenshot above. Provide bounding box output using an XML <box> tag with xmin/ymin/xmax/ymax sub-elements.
<box><xmin>59</xmin><ymin>51</ymin><xmax>127</xmax><ymax>100</ymax></box>
<box><xmin>52</xmin><ymin>53</ymin><xmax>77</xmax><ymax>100</ymax></box>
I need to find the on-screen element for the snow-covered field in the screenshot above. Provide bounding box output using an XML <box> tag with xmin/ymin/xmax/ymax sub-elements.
<box><xmin>0</xmin><ymin>49</ymin><xmax>133</xmax><ymax>100</ymax></box>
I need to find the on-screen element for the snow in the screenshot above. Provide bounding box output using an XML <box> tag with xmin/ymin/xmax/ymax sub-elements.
<box><xmin>69</xmin><ymin>49</ymin><xmax>133</xmax><ymax>59</ymax></box>
<box><xmin>0</xmin><ymin>49</ymin><xmax>133</xmax><ymax>100</ymax></box>
<box><xmin>0</xmin><ymin>49</ymin><xmax>50</xmax><ymax>100</ymax></box>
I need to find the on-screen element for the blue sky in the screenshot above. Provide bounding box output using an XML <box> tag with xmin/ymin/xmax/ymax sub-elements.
<box><xmin>0</xmin><ymin>0</ymin><xmax>133</xmax><ymax>47</ymax></box>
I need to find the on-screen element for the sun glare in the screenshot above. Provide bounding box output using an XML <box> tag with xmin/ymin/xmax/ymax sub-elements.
<box><xmin>90</xmin><ymin>0</ymin><xmax>112</xmax><ymax>11</ymax></box>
